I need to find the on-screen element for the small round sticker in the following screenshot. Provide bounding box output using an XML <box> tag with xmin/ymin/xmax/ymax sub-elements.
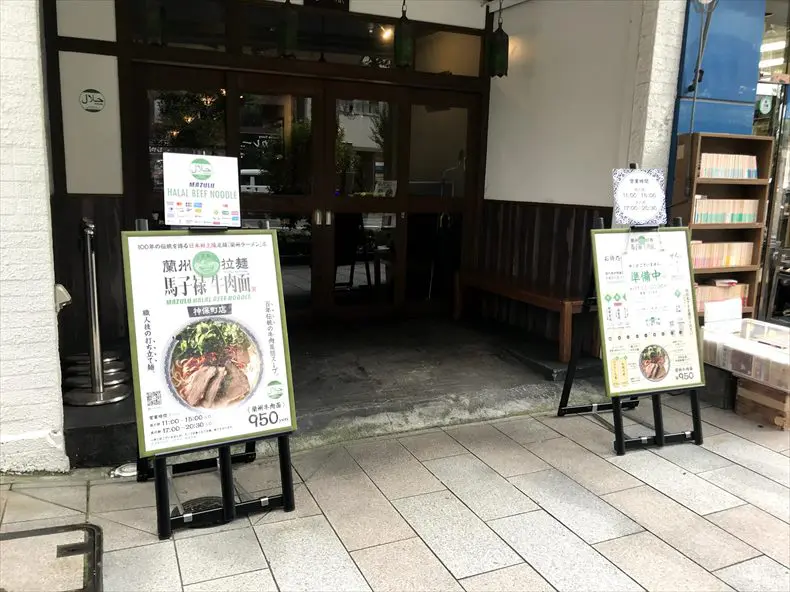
<box><xmin>79</xmin><ymin>89</ymin><xmax>105</xmax><ymax>113</ymax></box>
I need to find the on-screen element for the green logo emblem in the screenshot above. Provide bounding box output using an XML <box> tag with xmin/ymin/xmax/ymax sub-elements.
<box><xmin>190</xmin><ymin>158</ymin><xmax>212</xmax><ymax>181</ymax></box>
<box><xmin>267</xmin><ymin>381</ymin><xmax>284</xmax><ymax>399</ymax></box>
<box><xmin>192</xmin><ymin>251</ymin><xmax>220</xmax><ymax>277</ymax></box>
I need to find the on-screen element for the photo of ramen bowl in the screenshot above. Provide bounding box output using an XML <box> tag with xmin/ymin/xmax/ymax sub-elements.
<box><xmin>165</xmin><ymin>318</ymin><xmax>261</xmax><ymax>410</ymax></box>
<box><xmin>639</xmin><ymin>344</ymin><xmax>669</xmax><ymax>382</ymax></box>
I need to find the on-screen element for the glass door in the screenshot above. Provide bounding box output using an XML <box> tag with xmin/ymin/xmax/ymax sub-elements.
<box><xmin>322</xmin><ymin>81</ymin><xmax>407</xmax><ymax>314</ymax></box>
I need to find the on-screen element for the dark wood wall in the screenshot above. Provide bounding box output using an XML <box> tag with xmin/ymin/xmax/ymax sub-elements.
<box><xmin>473</xmin><ymin>200</ymin><xmax>612</xmax><ymax>344</ymax></box>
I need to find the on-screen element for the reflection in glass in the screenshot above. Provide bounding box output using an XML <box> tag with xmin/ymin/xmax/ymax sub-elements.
<box><xmin>415</xmin><ymin>30</ymin><xmax>481</xmax><ymax>77</ymax></box>
<box><xmin>406</xmin><ymin>214</ymin><xmax>461</xmax><ymax>303</ymax></box>
<box><xmin>409</xmin><ymin>106</ymin><xmax>467</xmax><ymax>197</ymax></box>
<box><xmin>242</xmin><ymin>214</ymin><xmax>312</xmax><ymax>310</ymax></box>
<box><xmin>335</xmin><ymin>100</ymin><xmax>398</xmax><ymax>198</ymax></box>
<box><xmin>147</xmin><ymin>89</ymin><xmax>226</xmax><ymax>191</ymax></box>
<box><xmin>132</xmin><ymin>0</ymin><xmax>226</xmax><ymax>51</ymax></box>
<box><xmin>334</xmin><ymin>213</ymin><xmax>396</xmax><ymax>305</ymax></box>
<box><xmin>239</xmin><ymin>94</ymin><xmax>313</xmax><ymax>195</ymax></box>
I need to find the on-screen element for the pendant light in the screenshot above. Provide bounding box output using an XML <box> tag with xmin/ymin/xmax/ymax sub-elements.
<box><xmin>488</xmin><ymin>0</ymin><xmax>509</xmax><ymax>77</ymax></box>
<box><xmin>278</xmin><ymin>0</ymin><xmax>298</xmax><ymax>58</ymax></box>
<box><xmin>394</xmin><ymin>0</ymin><xmax>414</xmax><ymax>68</ymax></box>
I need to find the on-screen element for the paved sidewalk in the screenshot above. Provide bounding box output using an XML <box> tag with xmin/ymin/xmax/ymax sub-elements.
<box><xmin>1</xmin><ymin>394</ymin><xmax>789</xmax><ymax>591</ymax></box>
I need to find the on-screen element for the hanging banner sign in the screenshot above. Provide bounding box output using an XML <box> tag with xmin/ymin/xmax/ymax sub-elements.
<box><xmin>592</xmin><ymin>227</ymin><xmax>705</xmax><ymax>397</ymax></box>
<box><xmin>163</xmin><ymin>153</ymin><xmax>241</xmax><ymax>228</ymax></box>
<box><xmin>612</xmin><ymin>168</ymin><xmax>667</xmax><ymax>227</ymax></box>
<box><xmin>122</xmin><ymin>230</ymin><xmax>296</xmax><ymax>457</ymax></box>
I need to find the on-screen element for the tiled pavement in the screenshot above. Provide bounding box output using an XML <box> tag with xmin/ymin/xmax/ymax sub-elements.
<box><xmin>1</xmin><ymin>395</ymin><xmax>789</xmax><ymax>592</ymax></box>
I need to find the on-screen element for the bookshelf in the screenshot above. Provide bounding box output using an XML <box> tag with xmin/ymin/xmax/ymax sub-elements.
<box><xmin>672</xmin><ymin>132</ymin><xmax>774</xmax><ymax>321</ymax></box>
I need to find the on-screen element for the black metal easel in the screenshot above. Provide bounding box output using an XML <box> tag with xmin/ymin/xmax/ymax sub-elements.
<box><xmin>130</xmin><ymin>221</ymin><xmax>297</xmax><ymax>538</ymax></box>
<box><xmin>556</xmin><ymin>214</ymin><xmax>705</xmax><ymax>455</ymax></box>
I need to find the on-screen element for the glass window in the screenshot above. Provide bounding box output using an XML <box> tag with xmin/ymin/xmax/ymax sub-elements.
<box><xmin>415</xmin><ymin>29</ymin><xmax>481</xmax><ymax>77</ymax></box>
<box><xmin>759</xmin><ymin>12</ymin><xmax>788</xmax><ymax>82</ymax></box>
<box><xmin>406</xmin><ymin>213</ymin><xmax>461</xmax><ymax>302</ymax></box>
<box><xmin>243</xmin><ymin>4</ymin><xmax>394</xmax><ymax>68</ymax></box>
<box><xmin>147</xmin><ymin>89</ymin><xmax>227</xmax><ymax>192</ymax></box>
<box><xmin>239</xmin><ymin>94</ymin><xmax>313</xmax><ymax>195</ymax></box>
<box><xmin>409</xmin><ymin>105</ymin><xmax>467</xmax><ymax>198</ymax></box>
<box><xmin>131</xmin><ymin>0</ymin><xmax>226</xmax><ymax>51</ymax></box>
<box><xmin>335</xmin><ymin>99</ymin><xmax>398</xmax><ymax>198</ymax></box>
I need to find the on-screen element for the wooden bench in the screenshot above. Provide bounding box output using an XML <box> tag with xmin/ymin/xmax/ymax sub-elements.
<box><xmin>455</xmin><ymin>272</ymin><xmax>594</xmax><ymax>363</ymax></box>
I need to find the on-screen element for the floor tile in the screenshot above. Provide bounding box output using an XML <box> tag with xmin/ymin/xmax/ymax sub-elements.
<box><xmin>176</xmin><ymin>527</ymin><xmax>268</xmax><ymax>585</ymax></box>
<box><xmin>703</xmin><ymin>433</ymin><xmax>790</xmax><ymax>487</ymax></box>
<box><xmin>352</xmin><ymin>537</ymin><xmax>462</xmax><ymax>592</ymax></box>
<box><xmin>652</xmin><ymin>443</ymin><xmax>732</xmax><ymax>474</ymax></box>
<box><xmin>292</xmin><ymin>447</ymin><xmax>363</xmax><ymax>483</ymax></box>
<box><xmin>0</xmin><ymin>528</ymin><xmax>86</xmax><ymax>592</ymax></box>
<box><xmin>699</xmin><ymin>406</ymin><xmax>790</xmax><ymax>452</ymax></box>
<box><xmin>0</xmin><ymin>491</ymin><xmax>82</xmax><ymax>524</ymax></box>
<box><xmin>489</xmin><ymin>511</ymin><xmax>642</xmax><ymax>592</ymax></box>
<box><xmin>609</xmin><ymin>451</ymin><xmax>743</xmax><ymax>515</ymax></box>
<box><xmin>527</xmin><ymin>438</ymin><xmax>641</xmax><ymax>495</ymax></box>
<box><xmin>459</xmin><ymin>563</ymin><xmax>555</xmax><ymax>592</ymax></box>
<box><xmin>536</xmin><ymin>416</ymin><xmax>618</xmax><ymax>458</ymax></box>
<box><xmin>510</xmin><ymin>469</ymin><xmax>641</xmax><ymax>544</ymax></box>
<box><xmin>89</xmin><ymin>511</ymin><xmax>162</xmax><ymax>551</ymax></box>
<box><xmin>251</xmin><ymin>483</ymin><xmax>321</xmax><ymax>525</ymax></box>
<box><xmin>585</xmin><ymin>412</ymin><xmax>639</xmax><ymax>427</ymax></box>
<box><xmin>0</xmin><ymin>514</ymin><xmax>85</xmax><ymax>534</ymax></box>
<box><xmin>444</xmin><ymin>424</ymin><xmax>548</xmax><ymax>478</ymax></box>
<box><xmin>663</xmin><ymin>393</ymin><xmax>711</xmax><ymax>412</ymax></box>
<box><xmin>255</xmin><ymin>515</ymin><xmax>370</xmax><ymax>591</ymax></box>
<box><xmin>594</xmin><ymin>531</ymin><xmax>733</xmax><ymax>591</ymax></box>
<box><xmin>183</xmin><ymin>569</ymin><xmax>278</xmax><ymax>592</ymax></box>
<box><xmin>699</xmin><ymin>464</ymin><xmax>790</xmax><ymax>523</ymax></box>
<box><xmin>492</xmin><ymin>417</ymin><xmax>562</xmax><ymax>446</ymax></box>
<box><xmin>394</xmin><ymin>490</ymin><xmax>521</xmax><ymax>579</ymax></box>
<box><xmin>306</xmin><ymin>471</ymin><xmax>413</xmax><ymax>550</ymax></box>
<box><xmin>602</xmin><ymin>486</ymin><xmax>759</xmax><ymax>571</ymax></box>
<box><xmin>89</xmin><ymin>481</ymin><xmax>155</xmax><ymax>513</ymax></box>
<box><xmin>103</xmin><ymin>541</ymin><xmax>182</xmax><ymax>592</ymax></box>
<box><xmin>623</xmin><ymin>404</ymin><xmax>723</xmax><ymax>438</ymax></box>
<box><xmin>707</xmin><ymin>504</ymin><xmax>790</xmax><ymax>568</ymax></box>
<box><xmin>424</xmin><ymin>453</ymin><xmax>537</xmax><ymax>521</ymax></box>
<box><xmin>714</xmin><ymin>556</ymin><xmax>790</xmax><ymax>592</ymax></box>
<box><xmin>11</xmin><ymin>485</ymin><xmax>87</xmax><ymax>513</ymax></box>
<box><xmin>399</xmin><ymin>432</ymin><xmax>467</xmax><ymax>461</ymax></box>
<box><xmin>233</xmin><ymin>457</ymin><xmax>302</xmax><ymax>493</ymax></box>
<box><xmin>346</xmin><ymin>440</ymin><xmax>445</xmax><ymax>500</ymax></box>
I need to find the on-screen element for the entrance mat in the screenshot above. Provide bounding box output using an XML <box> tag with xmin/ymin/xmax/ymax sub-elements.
<box><xmin>0</xmin><ymin>524</ymin><xmax>102</xmax><ymax>592</ymax></box>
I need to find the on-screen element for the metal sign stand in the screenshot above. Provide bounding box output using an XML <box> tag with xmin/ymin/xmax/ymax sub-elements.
<box><xmin>556</xmin><ymin>216</ymin><xmax>704</xmax><ymax>455</ymax></box>
<box><xmin>130</xmin><ymin>221</ymin><xmax>296</xmax><ymax>538</ymax></box>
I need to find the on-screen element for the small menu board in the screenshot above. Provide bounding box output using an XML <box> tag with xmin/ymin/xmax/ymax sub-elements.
<box><xmin>122</xmin><ymin>230</ymin><xmax>296</xmax><ymax>457</ymax></box>
<box><xmin>612</xmin><ymin>168</ymin><xmax>667</xmax><ymax>227</ymax></box>
<box><xmin>592</xmin><ymin>227</ymin><xmax>705</xmax><ymax>397</ymax></box>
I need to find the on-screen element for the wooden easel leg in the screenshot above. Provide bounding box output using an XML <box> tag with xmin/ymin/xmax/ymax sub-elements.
<box><xmin>612</xmin><ymin>397</ymin><xmax>626</xmax><ymax>456</ymax></box>
<box><xmin>278</xmin><ymin>435</ymin><xmax>295</xmax><ymax>512</ymax></box>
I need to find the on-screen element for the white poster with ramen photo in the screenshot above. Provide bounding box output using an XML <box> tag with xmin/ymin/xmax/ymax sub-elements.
<box><xmin>163</xmin><ymin>153</ymin><xmax>241</xmax><ymax>228</ymax></box>
<box><xmin>122</xmin><ymin>230</ymin><xmax>295</xmax><ymax>457</ymax></box>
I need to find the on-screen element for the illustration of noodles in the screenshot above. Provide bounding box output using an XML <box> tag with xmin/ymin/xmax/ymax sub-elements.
<box><xmin>167</xmin><ymin>319</ymin><xmax>261</xmax><ymax>409</ymax></box>
<box><xmin>639</xmin><ymin>344</ymin><xmax>669</xmax><ymax>382</ymax></box>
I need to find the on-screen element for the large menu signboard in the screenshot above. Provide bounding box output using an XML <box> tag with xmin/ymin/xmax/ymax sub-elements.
<box><xmin>592</xmin><ymin>228</ymin><xmax>705</xmax><ymax>397</ymax></box>
<box><xmin>122</xmin><ymin>230</ymin><xmax>296</xmax><ymax>457</ymax></box>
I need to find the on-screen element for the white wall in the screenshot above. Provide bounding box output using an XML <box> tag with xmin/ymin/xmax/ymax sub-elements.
<box><xmin>485</xmin><ymin>0</ymin><xmax>683</xmax><ymax>206</ymax></box>
<box><xmin>0</xmin><ymin>1</ymin><xmax>69</xmax><ymax>473</ymax></box>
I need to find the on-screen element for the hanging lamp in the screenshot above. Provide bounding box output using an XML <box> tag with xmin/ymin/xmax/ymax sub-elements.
<box><xmin>278</xmin><ymin>0</ymin><xmax>298</xmax><ymax>58</ymax></box>
<box><xmin>488</xmin><ymin>0</ymin><xmax>509</xmax><ymax>77</ymax></box>
<box><xmin>394</xmin><ymin>0</ymin><xmax>414</xmax><ymax>68</ymax></box>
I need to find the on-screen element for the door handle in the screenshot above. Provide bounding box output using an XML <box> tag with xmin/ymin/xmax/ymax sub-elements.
<box><xmin>325</xmin><ymin>210</ymin><xmax>333</xmax><ymax>226</ymax></box>
<box><xmin>314</xmin><ymin>209</ymin><xmax>323</xmax><ymax>226</ymax></box>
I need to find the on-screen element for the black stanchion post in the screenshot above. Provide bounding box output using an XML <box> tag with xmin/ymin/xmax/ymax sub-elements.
<box><xmin>652</xmin><ymin>394</ymin><xmax>665</xmax><ymax>447</ymax></box>
<box><xmin>612</xmin><ymin>397</ymin><xmax>626</xmax><ymax>456</ymax></box>
<box><xmin>689</xmin><ymin>389</ymin><xmax>704</xmax><ymax>445</ymax></box>
<box><xmin>218</xmin><ymin>446</ymin><xmax>236</xmax><ymax>523</ymax></box>
<box><xmin>154</xmin><ymin>457</ymin><xmax>171</xmax><ymax>540</ymax></box>
<box><xmin>278</xmin><ymin>435</ymin><xmax>296</xmax><ymax>512</ymax></box>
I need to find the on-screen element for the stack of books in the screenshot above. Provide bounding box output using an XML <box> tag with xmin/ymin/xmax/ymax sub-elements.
<box><xmin>693</xmin><ymin>197</ymin><xmax>759</xmax><ymax>224</ymax></box>
<box><xmin>695</xmin><ymin>279</ymin><xmax>749</xmax><ymax>312</ymax></box>
<box><xmin>690</xmin><ymin>241</ymin><xmax>754</xmax><ymax>268</ymax></box>
<box><xmin>700</xmin><ymin>153</ymin><xmax>759</xmax><ymax>179</ymax></box>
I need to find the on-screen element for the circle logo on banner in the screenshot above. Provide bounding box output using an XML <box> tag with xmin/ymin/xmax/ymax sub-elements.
<box><xmin>192</xmin><ymin>251</ymin><xmax>220</xmax><ymax>277</ymax></box>
<box><xmin>190</xmin><ymin>158</ymin><xmax>213</xmax><ymax>181</ymax></box>
<box><xmin>79</xmin><ymin>89</ymin><xmax>105</xmax><ymax>112</ymax></box>
<box><xmin>613</xmin><ymin>168</ymin><xmax>667</xmax><ymax>226</ymax></box>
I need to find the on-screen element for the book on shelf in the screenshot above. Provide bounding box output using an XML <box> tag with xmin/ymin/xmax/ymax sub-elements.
<box><xmin>699</xmin><ymin>153</ymin><xmax>758</xmax><ymax>179</ymax></box>
<box><xmin>690</xmin><ymin>241</ymin><xmax>754</xmax><ymax>268</ymax></box>
<box><xmin>694</xmin><ymin>282</ymin><xmax>749</xmax><ymax>313</ymax></box>
<box><xmin>692</xmin><ymin>196</ymin><xmax>759</xmax><ymax>224</ymax></box>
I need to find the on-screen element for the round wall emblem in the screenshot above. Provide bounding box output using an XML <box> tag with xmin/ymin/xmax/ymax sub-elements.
<box><xmin>79</xmin><ymin>89</ymin><xmax>105</xmax><ymax>113</ymax></box>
